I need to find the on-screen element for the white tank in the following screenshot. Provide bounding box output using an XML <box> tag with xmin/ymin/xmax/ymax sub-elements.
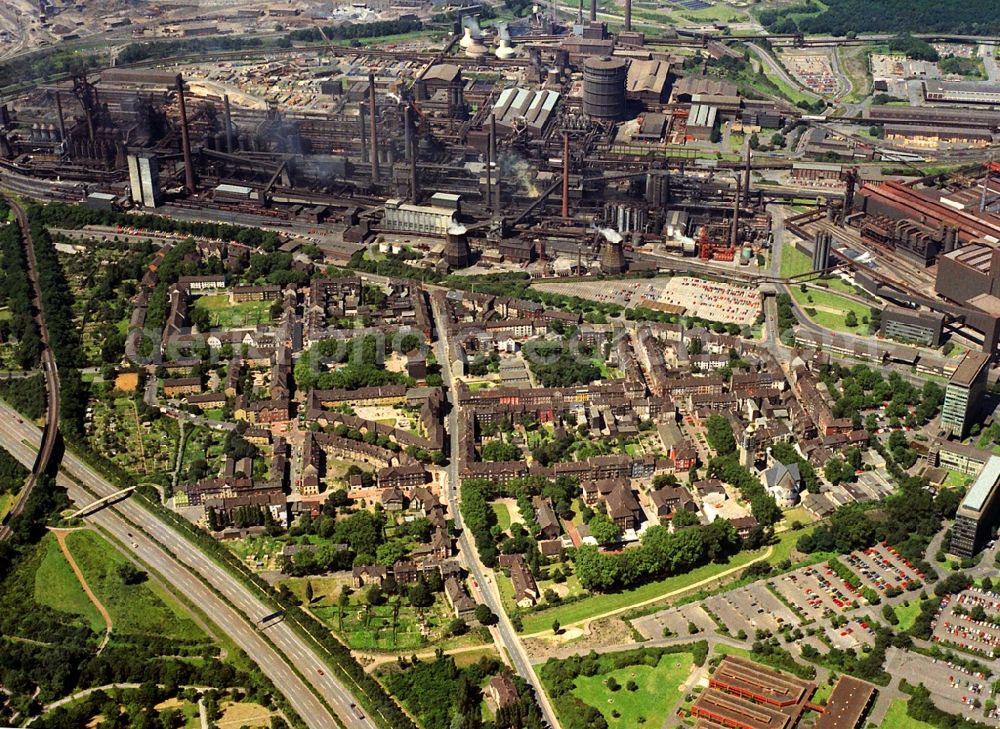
<box><xmin>465</xmin><ymin>39</ymin><xmax>488</xmax><ymax>58</ymax></box>
<box><xmin>495</xmin><ymin>38</ymin><xmax>516</xmax><ymax>59</ymax></box>
<box><xmin>460</xmin><ymin>26</ymin><xmax>475</xmax><ymax>48</ymax></box>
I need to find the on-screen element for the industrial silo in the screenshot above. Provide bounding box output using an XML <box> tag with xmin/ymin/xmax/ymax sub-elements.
<box><xmin>582</xmin><ymin>56</ymin><xmax>627</xmax><ymax>120</ymax></box>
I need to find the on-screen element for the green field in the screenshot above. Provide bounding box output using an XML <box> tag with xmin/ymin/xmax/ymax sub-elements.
<box><xmin>34</xmin><ymin>534</ymin><xmax>106</xmax><ymax>633</ymax></box>
<box><xmin>880</xmin><ymin>699</ymin><xmax>935</xmax><ymax>729</ymax></box>
<box><xmin>64</xmin><ymin>530</ymin><xmax>206</xmax><ymax>641</ymax></box>
<box><xmin>191</xmin><ymin>295</ymin><xmax>274</xmax><ymax>328</ymax></box>
<box><xmin>572</xmin><ymin>653</ymin><xmax>693</xmax><ymax>729</ymax></box>
<box><xmin>491</xmin><ymin>502</ymin><xmax>512</xmax><ymax>531</ymax></box>
<box><xmin>893</xmin><ymin>600</ymin><xmax>922</xmax><ymax>632</ymax></box>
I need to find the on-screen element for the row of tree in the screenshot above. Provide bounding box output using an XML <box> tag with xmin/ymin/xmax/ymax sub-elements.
<box><xmin>574</xmin><ymin>520</ymin><xmax>741</xmax><ymax>592</ymax></box>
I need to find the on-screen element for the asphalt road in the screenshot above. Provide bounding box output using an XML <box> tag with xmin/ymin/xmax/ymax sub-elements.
<box><xmin>427</xmin><ymin>289</ymin><xmax>563</xmax><ymax>729</ymax></box>
<box><xmin>0</xmin><ymin>402</ymin><xmax>374</xmax><ymax>729</ymax></box>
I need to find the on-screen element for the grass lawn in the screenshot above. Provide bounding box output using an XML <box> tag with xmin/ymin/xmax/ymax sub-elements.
<box><xmin>35</xmin><ymin>534</ymin><xmax>105</xmax><ymax>633</ymax></box>
<box><xmin>571</xmin><ymin>652</ymin><xmax>693</xmax><ymax>729</ymax></box>
<box><xmin>781</xmin><ymin>506</ymin><xmax>818</xmax><ymax>527</ymax></box>
<box><xmin>811</xmin><ymin>680</ymin><xmax>834</xmax><ymax>705</ymax></box>
<box><xmin>893</xmin><ymin>600</ymin><xmax>922</xmax><ymax>632</ymax></box>
<box><xmin>191</xmin><ymin>295</ymin><xmax>274</xmax><ymax>329</ymax></box>
<box><xmin>881</xmin><ymin>699</ymin><xmax>935</xmax><ymax>729</ymax></box>
<box><xmin>64</xmin><ymin>530</ymin><xmax>206</xmax><ymax>641</ymax></box>
<box><xmin>791</xmin><ymin>285</ymin><xmax>874</xmax><ymax>334</ymax></box>
<box><xmin>492</xmin><ymin>502</ymin><xmax>512</xmax><ymax>531</ymax></box>
<box><xmin>780</xmin><ymin>243</ymin><xmax>813</xmax><ymax>278</ymax></box>
<box><xmin>943</xmin><ymin>470</ymin><xmax>973</xmax><ymax>489</ymax></box>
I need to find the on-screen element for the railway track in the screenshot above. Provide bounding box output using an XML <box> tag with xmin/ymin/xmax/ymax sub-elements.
<box><xmin>0</xmin><ymin>194</ymin><xmax>61</xmax><ymax>540</ymax></box>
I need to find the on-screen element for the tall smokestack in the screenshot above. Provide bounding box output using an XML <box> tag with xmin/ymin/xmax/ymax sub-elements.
<box><xmin>743</xmin><ymin>146</ymin><xmax>751</xmax><ymax>205</ymax></box>
<box><xmin>55</xmin><ymin>91</ymin><xmax>66</xmax><ymax>143</ymax></box>
<box><xmin>223</xmin><ymin>94</ymin><xmax>233</xmax><ymax>154</ymax></box>
<box><xmin>590</xmin><ymin>0</ymin><xmax>596</xmax><ymax>21</ymax></box>
<box><xmin>578</xmin><ymin>0</ymin><xmax>583</xmax><ymax>23</ymax></box>
<box><xmin>368</xmin><ymin>72</ymin><xmax>380</xmax><ymax>185</ymax></box>
<box><xmin>625</xmin><ymin>0</ymin><xmax>632</xmax><ymax>31</ymax></box>
<box><xmin>176</xmin><ymin>74</ymin><xmax>196</xmax><ymax>194</ymax></box>
<box><xmin>486</xmin><ymin>124</ymin><xmax>493</xmax><ymax>211</ymax></box>
<box><xmin>358</xmin><ymin>103</ymin><xmax>367</xmax><ymax>164</ymax></box>
<box><xmin>730</xmin><ymin>177</ymin><xmax>741</xmax><ymax>249</ymax></box>
<box><xmin>491</xmin><ymin>114</ymin><xmax>500</xmax><ymax>210</ymax></box>
<box><xmin>562</xmin><ymin>131</ymin><xmax>570</xmax><ymax>219</ymax></box>
<box><xmin>406</xmin><ymin>105</ymin><xmax>419</xmax><ymax>203</ymax></box>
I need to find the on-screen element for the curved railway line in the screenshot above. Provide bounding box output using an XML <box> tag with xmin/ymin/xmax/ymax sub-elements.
<box><xmin>0</xmin><ymin>194</ymin><xmax>60</xmax><ymax>540</ymax></box>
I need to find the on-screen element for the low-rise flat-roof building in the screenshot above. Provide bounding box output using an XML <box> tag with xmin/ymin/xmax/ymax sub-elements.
<box><xmin>952</xmin><ymin>454</ymin><xmax>1000</xmax><ymax>557</ymax></box>
<box><xmin>690</xmin><ymin>656</ymin><xmax>816</xmax><ymax>729</ymax></box>
<box><xmin>879</xmin><ymin>305</ymin><xmax>945</xmax><ymax>347</ymax></box>
<box><xmin>924</xmin><ymin>80</ymin><xmax>1000</xmax><ymax>105</ymax></box>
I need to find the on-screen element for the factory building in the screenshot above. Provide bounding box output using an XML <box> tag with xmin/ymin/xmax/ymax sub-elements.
<box><xmin>884</xmin><ymin>124</ymin><xmax>993</xmax><ymax>148</ymax></box>
<box><xmin>492</xmin><ymin>87</ymin><xmax>561</xmax><ymax>137</ymax></box>
<box><xmin>864</xmin><ymin>104</ymin><xmax>1000</xmax><ymax>130</ymax></box>
<box><xmin>383</xmin><ymin>199</ymin><xmax>455</xmax><ymax>236</ymax></box>
<box><xmin>686</xmin><ymin>104</ymin><xmax>718</xmax><ymax>142</ymax></box>
<box><xmin>879</xmin><ymin>305</ymin><xmax>944</xmax><ymax>347</ymax></box>
<box><xmin>923</xmin><ymin>80</ymin><xmax>1000</xmax><ymax>105</ymax></box>
<box><xmin>625</xmin><ymin>59</ymin><xmax>671</xmax><ymax>106</ymax></box>
<box><xmin>952</xmin><ymin>455</ymin><xmax>1000</xmax><ymax>557</ymax></box>
<box><xmin>126</xmin><ymin>153</ymin><xmax>162</xmax><ymax>208</ymax></box>
<box><xmin>940</xmin><ymin>351</ymin><xmax>991</xmax><ymax>438</ymax></box>
<box><xmin>936</xmin><ymin>244</ymin><xmax>1000</xmax><ymax>307</ymax></box>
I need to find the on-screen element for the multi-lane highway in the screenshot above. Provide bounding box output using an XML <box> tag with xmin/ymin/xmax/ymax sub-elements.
<box><xmin>427</xmin><ymin>289</ymin><xmax>563</xmax><ymax>729</ymax></box>
<box><xmin>0</xmin><ymin>401</ymin><xmax>377</xmax><ymax>728</ymax></box>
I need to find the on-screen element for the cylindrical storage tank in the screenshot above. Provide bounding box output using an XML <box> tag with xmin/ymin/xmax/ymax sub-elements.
<box><xmin>582</xmin><ymin>56</ymin><xmax>627</xmax><ymax>120</ymax></box>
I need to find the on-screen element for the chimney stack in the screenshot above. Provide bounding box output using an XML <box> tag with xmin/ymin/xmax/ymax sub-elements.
<box><xmin>590</xmin><ymin>0</ymin><xmax>597</xmax><ymax>22</ymax></box>
<box><xmin>223</xmin><ymin>94</ymin><xmax>234</xmax><ymax>154</ymax></box>
<box><xmin>562</xmin><ymin>131</ymin><xmax>570</xmax><ymax>219</ymax></box>
<box><xmin>491</xmin><ymin>114</ymin><xmax>500</xmax><ymax>210</ymax></box>
<box><xmin>406</xmin><ymin>105</ymin><xmax>419</xmax><ymax>203</ymax></box>
<box><xmin>55</xmin><ymin>91</ymin><xmax>66</xmax><ymax>143</ymax></box>
<box><xmin>368</xmin><ymin>71</ymin><xmax>380</xmax><ymax>184</ymax></box>
<box><xmin>625</xmin><ymin>0</ymin><xmax>632</xmax><ymax>31</ymax></box>
<box><xmin>175</xmin><ymin>74</ymin><xmax>196</xmax><ymax>194</ymax></box>
<box><xmin>730</xmin><ymin>177</ymin><xmax>741</xmax><ymax>249</ymax></box>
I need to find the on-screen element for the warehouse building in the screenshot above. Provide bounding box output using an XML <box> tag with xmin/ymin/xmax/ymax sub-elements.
<box><xmin>625</xmin><ymin>59</ymin><xmax>671</xmax><ymax>106</ymax></box>
<box><xmin>885</xmin><ymin>124</ymin><xmax>993</xmax><ymax>147</ymax></box>
<box><xmin>924</xmin><ymin>80</ymin><xmax>1000</xmax><ymax>105</ymax></box>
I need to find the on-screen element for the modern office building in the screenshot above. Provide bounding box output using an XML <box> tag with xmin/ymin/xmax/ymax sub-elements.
<box><xmin>940</xmin><ymin>351</ymin><xmax>990</xmax><ymax>438</ymax></box>
<box><xmin>879</xmin><ymin>305</ymin><xmax>944</xmax><ymax>347</ymax></box>
<box><xmin>952</xmin><ymin>455</ymin><xmax>1000</xmax><ymax>557</ymax></box>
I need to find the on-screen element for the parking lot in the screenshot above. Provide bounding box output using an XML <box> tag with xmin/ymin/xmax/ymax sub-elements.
<box><xmin>633</xmin><ymin>602</ymin><xmax>717</xmax><ymax>640</ymax></box>
<box><xmin>932</xmin><ymin>588</ymin><xmax>1000</xmax><ymax>657</ymax></box>
<box><xmin>771</xmin><ymin>565</ymin><xmax>858</xmax><ymax>622</ymax></box>
<box><xmin>705</xmin><ymin>583</ymin><xmax>799</xmax><ymax>636</ymax></box>
<box><xmin>845</xmin><ymin>542</ymin><xmax>924</xmax><ymax>594</ymax></box>
<box><xmin>822</xmin><ymin>615</ymin><xmax>875</xmax><ymax>651</ymax></box>
<box><xmin>889</xmin><ymin>650</ymin><xmax>995</xmax><ymax>721</ymax></box>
